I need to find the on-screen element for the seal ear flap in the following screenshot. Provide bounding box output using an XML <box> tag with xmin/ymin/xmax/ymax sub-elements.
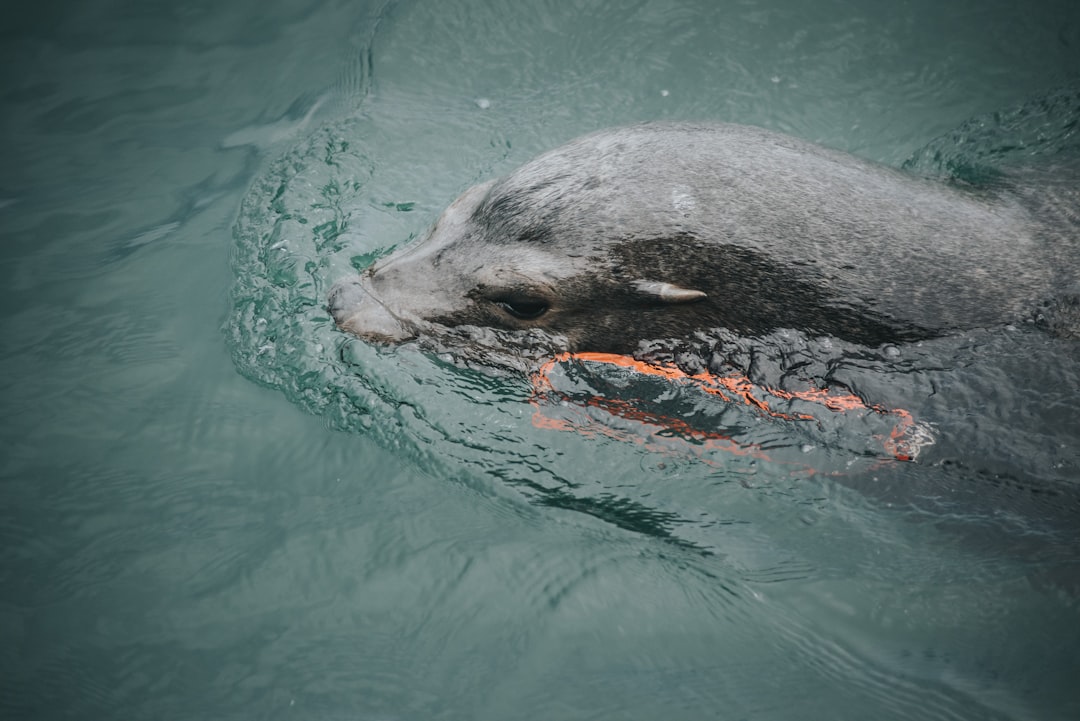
<box><xmin>631</xmin><ymin>280</ymin><xmax>707</xmax><ymax>304</ymax></box>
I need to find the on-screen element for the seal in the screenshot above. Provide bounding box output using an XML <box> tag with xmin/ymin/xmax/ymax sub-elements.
<box><xmin>328</xmin><ymin>122</ymin><xmax>1076</xmax><ymax>360</ymax></box>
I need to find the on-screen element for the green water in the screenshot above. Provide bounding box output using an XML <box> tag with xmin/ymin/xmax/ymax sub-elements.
<box><xmin>2</xmin><ymin>1</ymin><xmax>1079</xmax><ymax>719</ymax></box>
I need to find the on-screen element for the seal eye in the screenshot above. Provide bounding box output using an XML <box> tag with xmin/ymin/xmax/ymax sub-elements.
<box><xmin>495</xmin><ymin>298</ymin><xmax>549</xmax><ymax>320</ymax></box>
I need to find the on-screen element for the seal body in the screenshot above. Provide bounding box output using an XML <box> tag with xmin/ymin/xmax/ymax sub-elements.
<box><xmin>329</xmin><ymin>123</ymin><xmax>1072</xmax><ymax>358</ymax></box>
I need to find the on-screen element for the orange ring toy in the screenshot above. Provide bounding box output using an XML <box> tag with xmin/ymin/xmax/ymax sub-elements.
<box><xmin>530</xmin><ymin>352</ymin><xmax>928</xmax><ymax>472</ymax></box>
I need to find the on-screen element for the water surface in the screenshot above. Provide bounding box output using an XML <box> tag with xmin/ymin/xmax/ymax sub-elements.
<box><xmin>2</xmin><ymin>1</ymin><xmax>1079</xmax><ymax>719</ymax></box>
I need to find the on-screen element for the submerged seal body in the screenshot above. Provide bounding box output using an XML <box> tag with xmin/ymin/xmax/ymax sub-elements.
<box><xmin>329</xmin><ymin>123</ymin><xmax>1074</xmax><ymax>360</ymax></box>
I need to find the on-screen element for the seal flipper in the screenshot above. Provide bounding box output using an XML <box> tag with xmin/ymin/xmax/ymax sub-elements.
<box><xmin>631</xmin><ymin>280</ymin><xmax>707</xmax><ymax>304</ymax></box>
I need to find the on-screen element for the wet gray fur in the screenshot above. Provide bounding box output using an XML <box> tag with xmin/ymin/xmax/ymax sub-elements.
<box><xmin>329</xmin><ymin>122</ymin><xmax>1078</xmax><ymax>357</ymax></box>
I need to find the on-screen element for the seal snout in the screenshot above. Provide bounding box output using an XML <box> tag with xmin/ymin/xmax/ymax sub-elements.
<box><xmin>327</xmin><ymin>278</ymin><xmax>413</xmax><ymax>343</ymax></box>
<box><xmin>326</xmin><ymin>280</ymin><xmax>364</xmax><ymax>325</ymax></box>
